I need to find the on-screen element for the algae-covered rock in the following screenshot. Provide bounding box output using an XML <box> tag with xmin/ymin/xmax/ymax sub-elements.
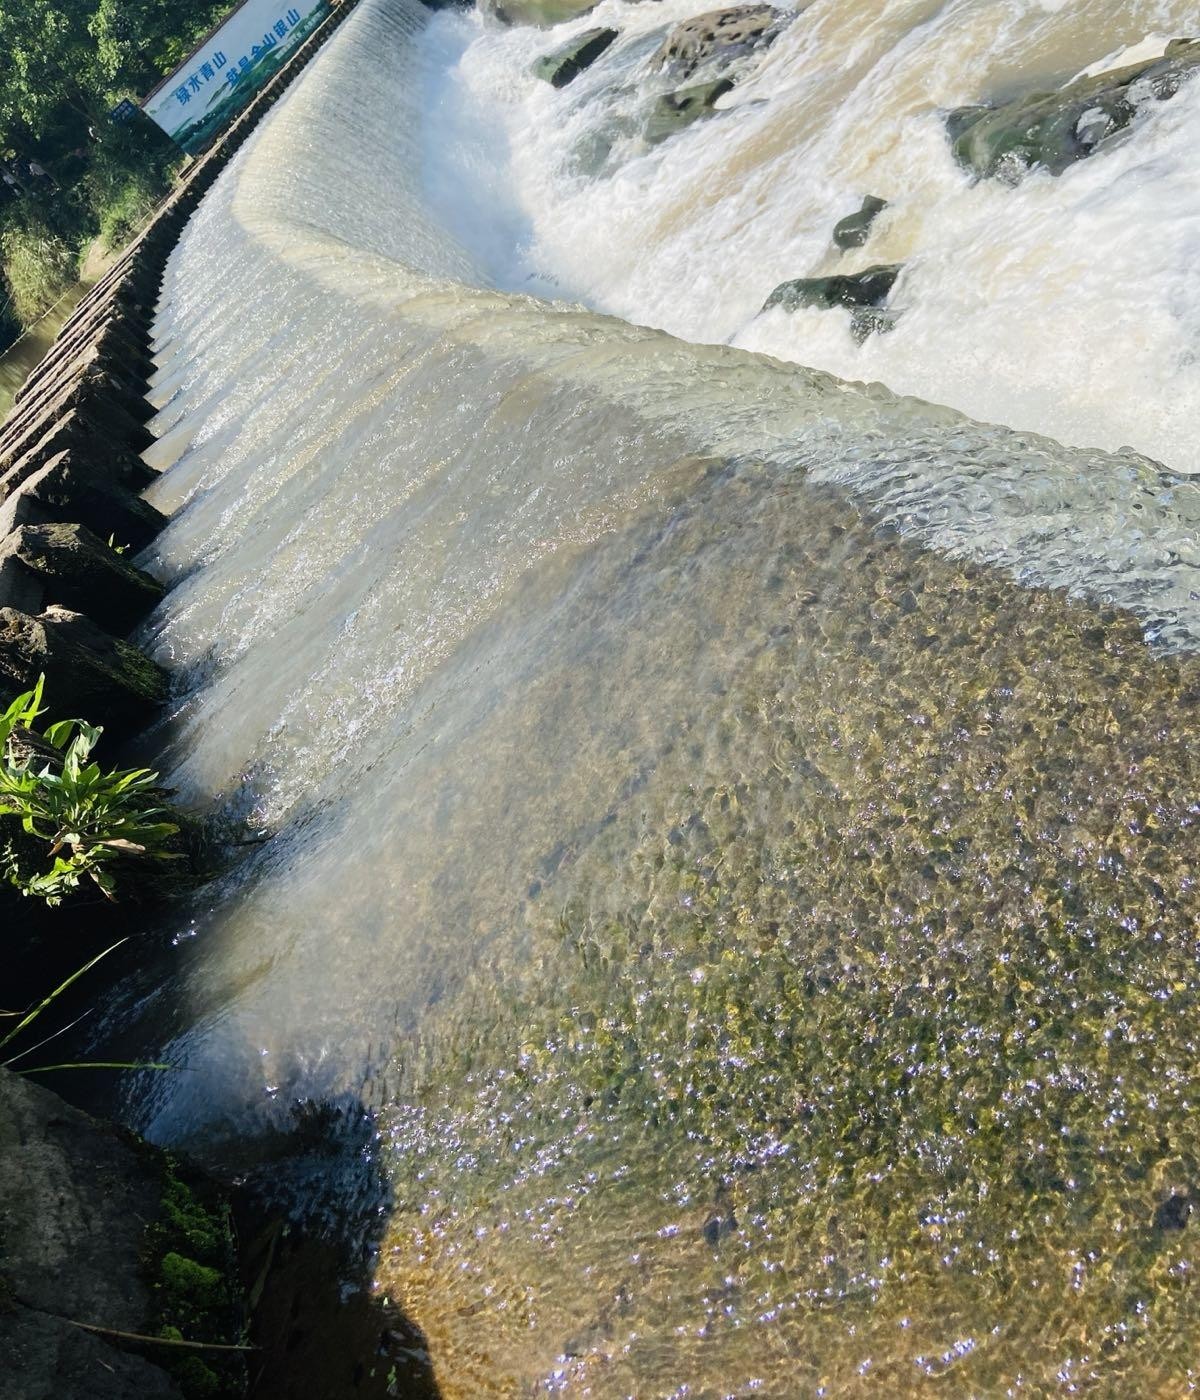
<box><xmin>949</xmin><ymin>37</ymin><xmax>1200</xmax><ymax>179</ymax></box>
<box><xmin>763</xmin><ymin>262</ymin><xmax>902</xmax><ymax>313</ymax></box>
<box><xmin>532</xmin><ymin>27</ymin><xmax>618</xmax><ymax>87</ymax></box>
<box><xmin>645</xmin><ymin>77</ymin><xmax>735</xmax><ymax>144</ymax></box>
<box><xmin>832</xmin><ymin>194</ymin><xmax>888</xmax><ymax>250</ymax></box>
<box><xmin>849</xmin><ymin>304</ymin><xmax>900</xmax><ymax>343</ymax></box>
<box><xmin>481</xmin><ymin>0</ymin><xmax>600</xmax><ymax>28</ymax></box>
<box><xmin>0</xmin><ymin>605</ymin><xmax>168</xmax><ymax>737</ymax></box>
<box><xmin>651</xmin><ymin>4</ymin><xmax>784</xmax><ymax>82</ymax></box>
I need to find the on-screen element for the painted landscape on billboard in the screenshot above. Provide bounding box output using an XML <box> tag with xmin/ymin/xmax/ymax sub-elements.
<box><xmin>142</xmin><ymin>0</ymin><xmax>330</xmax><ymax>153</ymax></box>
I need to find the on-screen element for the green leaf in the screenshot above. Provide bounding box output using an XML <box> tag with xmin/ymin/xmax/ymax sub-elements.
<box><xmin>0</xmin><ymin>939</ymin><xmax>127</xmax><ymax>1050</ymax></box>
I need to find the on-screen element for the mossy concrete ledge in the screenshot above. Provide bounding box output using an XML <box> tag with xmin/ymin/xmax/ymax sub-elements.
<box><xmin>0</xmin><ymin>1068</ymin><xmax>245</xmax><ymax>1400</ymax></box>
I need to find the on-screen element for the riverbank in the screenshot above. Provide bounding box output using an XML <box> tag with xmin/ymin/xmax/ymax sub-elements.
<box><xmin>0</xmin><ymin>242</ymin><xmax>124</xmax><ymax>422</ymax></box>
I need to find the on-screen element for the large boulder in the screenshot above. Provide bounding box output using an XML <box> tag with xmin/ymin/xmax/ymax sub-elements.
<box><xmin>532</xmin><ymin>27</ymin><xmax>619</xmax><ymax>87</ymax></box>
<box><xmin>0</xmin><ymin>1069</ymin><xmax>243</xmax><ymax>1400</ymax></box>
<box><xmin>651</xmin><ymin>3</ymin><xmax>784</xmax><ymax>81</ymax></box>
<box><xmin>0</xmin><ymin>605</ymin><xmax>168</xmax><ymax>737</ymax></box>
<box><xmin>645</xmin><ymin>77</ymin><xmax>735</xmax><ymax>144</ymax></box>
<box><xmin>0</xmin><ymin>523</ymin><xmax>164</xmax><ymax>635</ymax></box>
<box><xmin>763</xmin><ymin>263</ymin><xmax>902</xmax><ymax>313</ymax></box>
<box><xmin>763</xmin><ymin>263</ymin><xmax>903</xmax><ymax>343</ymax></box>
<box><xmin>949</xmin><ymin>36</ymin><xmax>1200</xmax><ymax>179</ymax></box>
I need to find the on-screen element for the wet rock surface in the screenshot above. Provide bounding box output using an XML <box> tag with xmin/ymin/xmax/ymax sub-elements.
<box><xmin>0</xmin><ymin>1069</ymin><xmax>243</xmax><ymax>1400</ymax></box>
<box><xmin>832</xmin><ymin>194</ymin><xmax>888</xmax><ymax>250</ymax></box>
<box><xmin>764</xmin><ymin>262</ymin><xmax>902</xmax><ymax>313</ymax></box>
<box><xmin>533</xmin><ymin>27</ymin><xmax>619</xmax><ymax>86</ymax></box>
<box><xmin>949</xmin><ymin>36</ymin><xmax>1200</xmax><ymax>179</ymax></box>
<box><xmin>0</xmin><ymin>605</ymin><xmax>167</xmax><ymax>736</ymax></box>
<box><xmin>652</xmin><ymin>4</ymin><xmax>784</xmax><ymax>82</ymax></box>
<box><xmin>645</xmin><ymin>77</ymin><xmax>735</xmax><ymax>144</ymax></box>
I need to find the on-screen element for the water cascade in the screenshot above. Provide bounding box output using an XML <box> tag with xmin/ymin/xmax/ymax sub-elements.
<box><xmin>93</xmin><ymin>0</ymin><xmax>1200</xmax><ymax>1390</ymax></box>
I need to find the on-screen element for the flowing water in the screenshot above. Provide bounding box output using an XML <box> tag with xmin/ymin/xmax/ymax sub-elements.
<box><xmin>0</xmin><ymin>286</ymin><xmax>88</xmax><ymax>420</ymax></box>
<box><xmin>87</xmin><ymin>0</ymin><xmax>1200</xmax><ymax>1391</ymax></box>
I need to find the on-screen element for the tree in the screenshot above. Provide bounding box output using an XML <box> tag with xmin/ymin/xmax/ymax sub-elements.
<box><xmin>90</xmin><ymin>0</ymin><xmax>236</xmax><ymax>95</ymax></box>
<box><xmin>0</xmin><ymin>0</ymin><xmax>106</xmax><ymax>137</ymax></box>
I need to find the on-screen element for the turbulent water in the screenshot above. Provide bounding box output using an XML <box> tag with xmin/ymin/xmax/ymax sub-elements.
<box><xmin>425</xmin><ymin>0</ymin><xmax>1200</xmax><ymax>474</ymax></box>
<box><xmin>92</xmin><ymin>0</ymin><xmax>1200</xmax><ymax>1391</ymax></box>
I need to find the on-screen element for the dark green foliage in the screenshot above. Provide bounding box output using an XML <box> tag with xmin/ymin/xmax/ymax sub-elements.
<box><xmin>0</xmin><ymin>205</ymin><xmax>77</xmax><ymax>325</ymax></box>
<box><xmin>145</xmin><ymin>1160</ymin><xmax>244</xmax><ymax>1400</ymax></box>
<box><xmin>0</xmin><ymin>0</ymin><xmax>236</xmax><ymax>346</ymax></box>
<box><xmin>0</xmin><ymin>676</ymin><xmax>180</xmax><ymax>905</ymax></box>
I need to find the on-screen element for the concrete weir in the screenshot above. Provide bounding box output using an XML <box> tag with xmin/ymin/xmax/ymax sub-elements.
<box><xmin>0</xmin><ymin>11</ymin><xmax>353</xmax><ymax>1399</ymax></box>
<box><xmin>0</xmin><ymin>2</ymin><xmax>351</xmax><ymax>746</ymax></box>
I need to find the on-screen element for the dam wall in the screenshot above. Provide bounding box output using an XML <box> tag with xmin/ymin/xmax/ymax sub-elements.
<box><xmin>0</xmin><ymin>0</ymin><xmax>354</xmax><ymax>746</ymax></box>
<box><xmin>0</xmin><ymin>17</ymin><xmax>362</xmax><ymax>1396</ymax></box>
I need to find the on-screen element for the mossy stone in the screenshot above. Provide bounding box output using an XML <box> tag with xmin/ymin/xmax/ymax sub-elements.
<box><xmin>645</xmin><ymin>78</ymin><xmax>735</xmax><ymax>145</ymax></box>
<box><xmin>763</xmin><ymin>263</ymin><xmax>902</xmax><ymax>313</ymax></box>
<box><xmin>949</xmin><ymin>37</ymin><xmax>1200</xmax><ymax>178</ymax></box>
<box><xmin>531</xmin><ymin>27</ymin><xmax>618</xmax><ymax>87</ymax></box>
<box><xmin>832</xmin><ymin>194</ymin><xmax>888</xmax><ymax>250</ymax></box>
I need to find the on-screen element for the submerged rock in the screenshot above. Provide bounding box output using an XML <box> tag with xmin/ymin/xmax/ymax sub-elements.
<box><xmin>763</xmin><ymin>263</ymin><xmax>902</xmax><ymax>313</ymax></box>
<box><xmin>652</xmin><ymin>4</ymin><xmax>784</xmax><ymax>82</ymax></box>
<box><xmin>949</xmin><ymin>37</ymin><xmax>1200</xmax><ymax>179</ymax></box>
<box><xmin>645</xmin><ymin>77</ymin><xmax>735</xmax><ymax>145</ymax></box>
<box><xmin>481</xmin><ymin>0</ymin><xmax>600</xmax><ymax>28</ymax></box>
<box><xmin>832</xmin><ymin>194</ymin><xmax>888</xmax><ymax>250</ymax></box>
<box><xmin>532</xmin><ymin>27</ymin><xmax>618</xmax><ymax>87</ymax></box>
<box><xmin>849</xmin><ymin>305</ymin><xmax>900</xmax><ymax>343</ymax></box>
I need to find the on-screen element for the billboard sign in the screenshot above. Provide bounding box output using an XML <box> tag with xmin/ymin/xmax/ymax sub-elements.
<box><xmin>141</xmin><ymin>0</ymin><xmax>331</xmax><ymax>154</ymax></box>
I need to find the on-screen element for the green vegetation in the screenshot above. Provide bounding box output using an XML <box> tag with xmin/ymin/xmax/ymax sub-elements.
<box><xmin>146</xmin><ymin>1159</ymin><xmax>245</xmax><ymax>1400</ymax></box>
<box><xmin>1</xmin><ymin>935</ymin><xmax>129</xmax><ymax>1063</ymax></box>
<box><xmin>0</xmin><ymin>0</ymin><xmax>238</xmax><ymax>347</ymax></box>
<box><xmin>0</xmin><ymin>675</ymin><xmax>179</xmax><ymax>905</ymax></box>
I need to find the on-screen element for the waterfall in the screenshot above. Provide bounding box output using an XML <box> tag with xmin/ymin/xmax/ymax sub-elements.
<box><xmin>97</xmin><ymin>0</ymin><xmax>1200</xmax><ymax>1390</ymax></box>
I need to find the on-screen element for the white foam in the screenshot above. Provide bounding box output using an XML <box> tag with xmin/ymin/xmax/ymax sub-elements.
<box><xmin>426</xmin><ymin>0</ymin><xmax>1200</xmax><ymax>472</ymax></box>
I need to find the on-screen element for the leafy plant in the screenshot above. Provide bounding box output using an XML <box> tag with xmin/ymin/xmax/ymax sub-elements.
<box><xmin>0</xmin><ymin>675</ymin><xmax>179</xmax><ymax>905</ymax></box>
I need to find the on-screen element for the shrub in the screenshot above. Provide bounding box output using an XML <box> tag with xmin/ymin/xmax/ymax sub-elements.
<box><xmin>0</xmin><ymin>208</ymin><xmax>77</xmax><ymax>326</ymax></box>
<box><xmin>0</xmin><ymin>676</ymin><xmax>179</xmax><ymax>905</ymax></box>
<box><xmin>83</xmin><ymin>131</ymin><xmax>175</xmax><ymax>251</ymax></box>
